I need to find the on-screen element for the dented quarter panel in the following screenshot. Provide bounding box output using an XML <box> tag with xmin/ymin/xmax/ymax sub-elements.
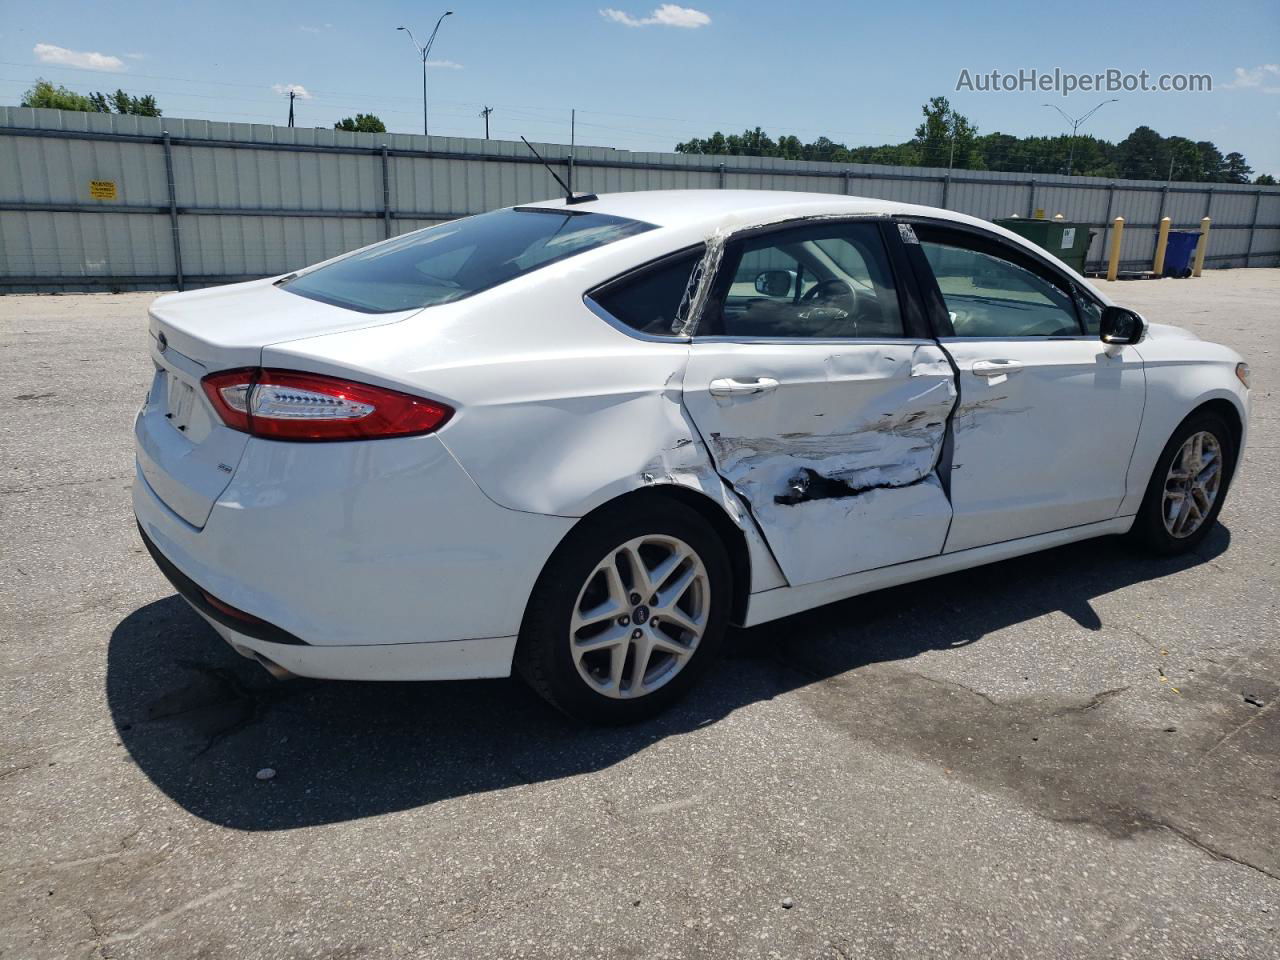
<box><xmin>264</xmin><ymin>255</ymin><xmax>789</xmax><ymax>596</ymax></box>
<box><xmin>682</xmin><ymin>339</ymin><xmax>957</xmax><ymax>586</ymax></box>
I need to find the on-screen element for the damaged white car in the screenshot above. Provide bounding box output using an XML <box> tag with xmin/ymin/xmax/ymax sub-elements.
<box><xmin>134</xmin><ymin>190</ymin><xmax>1250</xmax><ymax>722</ymax></box>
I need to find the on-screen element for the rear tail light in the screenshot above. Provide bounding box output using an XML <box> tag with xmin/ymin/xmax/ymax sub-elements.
<box><xmin>201</xmin><ymin>368</ymin><xmax>452</xmax><ymax>441</ymax></box>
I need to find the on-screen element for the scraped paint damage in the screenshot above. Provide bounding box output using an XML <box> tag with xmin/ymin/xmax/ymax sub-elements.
<box><xmin>690</xmin><ymin>345</ymin><xmax>960</xmax><ymax>587</ymax></box>
<box><xmin>668</xmin><ymin>212</ymin><xmax>968</xmax><ymax>587</ymax></box>
<box><xmin>706</xmin><ymin>349</ymin><xmax>956</xmax><ymax>509</ymax></box>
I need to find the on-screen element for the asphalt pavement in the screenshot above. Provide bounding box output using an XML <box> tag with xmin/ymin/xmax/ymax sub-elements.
<box><xmin>1</xmin><ymin>270</ymin><xmax>1277</xmax><ymax>959</ymax></box>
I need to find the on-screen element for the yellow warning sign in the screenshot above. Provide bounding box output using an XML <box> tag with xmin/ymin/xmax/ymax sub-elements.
<box><xmin>89</xmin><ymin>180</ymin><xmax>117</xmax><ymax>200</ymax></box>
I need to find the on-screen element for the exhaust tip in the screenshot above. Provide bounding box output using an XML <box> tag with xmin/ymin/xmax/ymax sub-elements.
<box><xmin>252</xmin><ymin>652</ymin><xmax>297</xmax><ymax>681</ymax></box>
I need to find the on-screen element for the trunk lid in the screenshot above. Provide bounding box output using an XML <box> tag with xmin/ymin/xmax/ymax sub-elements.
<box><xmin>136</xmin><ymin>278</ymin><xmax>421</xmax><ymax>528</ymax></box>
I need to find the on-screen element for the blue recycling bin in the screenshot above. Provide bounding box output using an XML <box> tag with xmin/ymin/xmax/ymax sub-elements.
<box><xmin>1163</xmin><ymin>231</ymin><xmax>1200</xmax><ymax>278</ymax></box>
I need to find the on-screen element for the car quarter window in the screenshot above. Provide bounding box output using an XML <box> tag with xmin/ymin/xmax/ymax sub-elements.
<box><xmin>914</xmin><ymin>227</ymin><xmax>1083</xmax><ymax>338</ymax></box>
<box><xmin>701</xmin><ymin>221</ymin><xmax>906</xmax><ymax>339</ymax></box>
<box><xmin>589</xmin><ymin>250</ymin><xmax>702</xmax><ymax>337</ymax></box>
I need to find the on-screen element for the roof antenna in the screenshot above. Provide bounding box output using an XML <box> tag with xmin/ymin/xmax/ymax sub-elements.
<box><xmin>521</xmin><ymin>135</ymin><xmax>597</xmax><ymax>206</ymax></box>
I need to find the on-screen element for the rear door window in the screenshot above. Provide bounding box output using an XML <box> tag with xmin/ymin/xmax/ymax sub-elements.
<box><xmin>282</xmin><ymin>207</ymin><xmax>655</xmax><ymax>313</ymax></box>
<box><xmin>702</xmin><ymin>221</ymin><xmax>906</xmax><ymax>339</ymax></box>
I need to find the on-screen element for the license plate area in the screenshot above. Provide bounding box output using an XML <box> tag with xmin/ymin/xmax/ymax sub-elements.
<box><xmin>167</xmin><ymin>374</ymin><xmax>196</xmax><ymax>432</ymax></box>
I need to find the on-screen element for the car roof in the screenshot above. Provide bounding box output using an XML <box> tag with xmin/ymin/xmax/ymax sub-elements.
<box><xmin>519</xmin><ymin>190</ymin><xmax>1103</xmax><ymax>299</ymax></box>
<box><xmin>521</xmin><ymin>189</ymin><xmax>963</xmax><ymax>230</ymax></box>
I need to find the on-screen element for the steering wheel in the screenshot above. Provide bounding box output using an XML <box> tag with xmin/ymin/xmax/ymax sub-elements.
<box><xmin>801</xmin><ymin>278</ymin><xmax>853</xmax><ymax>302</ymax></box>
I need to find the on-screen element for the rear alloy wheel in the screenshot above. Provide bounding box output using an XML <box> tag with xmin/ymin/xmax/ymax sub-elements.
<box><xmin>569</xmin><ymin>534</ymin><xmax>710</xmax><ymax>699</ymax></box>
<box><xmin>1132</xmin><ymin>411</ymin><xmax>1235</xmax><ymax>555</ymax></box>
<box><xmin>517</xmin><ymin>501</ymin><xmax>730</xmax><ymax>723</ymax></box>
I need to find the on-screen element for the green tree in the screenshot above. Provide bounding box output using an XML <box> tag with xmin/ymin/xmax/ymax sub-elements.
<box><xmin>21</xmin><ymin>78</ymin><xmax>160</xmax><ymax>115</ymax></box>
<box><xmin>1257</xmin><ymin>174</ymin><xmax>1277</xmax><ymax>186</ymax></box>
<box><xmin>912</xmin><ymin>96</ymin><xmax>980</xmax><ymax>169</ymax></box>
<box><xmin>20</xmin><ymin>78</ymin><xmax>96</xmax><ymax>112</ymax></box>
<box><xmin>334</xmin><ymin>114</ymin><xmax>387</xmax><ymax>133</ymax></box>
<box><xmin>670</xmin><ymin>113</ymin><xmax>1252</xmax><ymax>184</ymax></box>
<box><xmin>1222</xmin><ymin>152</ymin><xmax>1253</xmax><ymax>184</ymax></box>
<box><xmin>1116</xmin><ymin>125</ymin><xmax>1164</xmax><ymax>180</ymax></box>
<box><xmin>105</xmin><ymin>88</ymin><xmax>160</xmax><ymax>116</ymax></box>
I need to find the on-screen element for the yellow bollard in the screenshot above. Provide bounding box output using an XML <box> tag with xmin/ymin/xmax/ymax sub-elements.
<box><xmin>1106</xmin><ymin>216</ymin><xmax>1125</xmax><ymax>282</ymax></box>
<box><xmin>1192</xmin><ymin>217</ymin><xmax>1211</xmax><ymax>277</ymax></box>
<box><xmin>1152</xmin><ymin>217</ymin><xmax>1171</xmax><ymax>276</ymax></box>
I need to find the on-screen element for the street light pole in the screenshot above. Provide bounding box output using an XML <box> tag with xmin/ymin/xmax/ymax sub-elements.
<box><xmin>1043</xmin><ymin>99</ymin><xmax>1118</xmax><ymax>176</ymax></box>
<box><xmin>397</xmin><ymin>12</ymin><xmax>453</xmax><ymax>137</ymax></box>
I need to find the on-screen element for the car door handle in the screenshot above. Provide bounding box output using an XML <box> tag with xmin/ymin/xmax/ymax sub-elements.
<box><xmin>708</xmin><ymin>377</ymin><xmax>780</xmax><ymax>397</ymax></box>
<box><xmin>971</xmin><ymin>359</ymin><xmax>1024</xmax><ymax>378</ymax></box>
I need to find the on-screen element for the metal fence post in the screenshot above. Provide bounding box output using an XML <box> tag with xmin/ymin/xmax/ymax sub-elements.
<box><xmin>1026</xmin><ymin>179</ymin><xmax>1036</xmax><ymax>218</ymax></box>
<box><xmin>1097</xmin><ymin>183</ymin><xmax>1117</xmax><ymax>271</ymax></box>
<box><xmin>718</xmin><ymin>162</ymin><xmax>725</xmax><ymax>188</ymax></box>
<box><xmin>1245</xmin><ymin>189</ymin><xmax>1261</xmax><ymax>267</ymax></box>
<box><xmin>161</xmin><ymin>131</ymin><xmax>184</xmax><ymax>291</ymax></box>
<box><xmin>941</xmin><ymin>173</ymin><xmax>951</xmax><ymax>209</ymax></box>
<box><xmin>381</xmin><ymin>145</ymin><xmax>392</xmax><ymax>239</ymax></box>
<box><xmin>843</xmin><ymin>170</ymin><xmax>850</xmax><ymax>195</ymax></box>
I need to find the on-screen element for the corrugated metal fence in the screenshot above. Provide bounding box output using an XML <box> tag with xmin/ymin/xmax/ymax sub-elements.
<box><xmin>2</xmin><ymin>105</ymin><xmax>1278</xmax><ymax>292</ymax></box>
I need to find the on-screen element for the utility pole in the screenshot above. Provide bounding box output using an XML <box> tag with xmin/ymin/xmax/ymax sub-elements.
<box><xmin>397</xmin><ymin>12</ymin><xmax>453</xmax><ymax>137</ymax></box>
<box><xmin>286</xmin><ymin>89</ymin><xmax>296</xmax><ymax>128</ymax></box>
<box><xmin>479</xmin><ymin>105</ymin><xmax>493</xmax><ymax>139</ymax></box>
<box><xmin>1043</xmin><ymin>99</ymin><xmax>1118</xmax><ymax>176</ymax></box>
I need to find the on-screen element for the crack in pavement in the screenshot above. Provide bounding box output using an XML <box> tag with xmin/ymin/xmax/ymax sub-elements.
<box><xmin>1160</xmin><ymin>822</ymin><xmax>1280</xmax><ymax>883</ymax></box>
<box><xmin>1194</xmin><ymin>696</ymin><xmax>1279</xmax><ymax>768</ymax></box>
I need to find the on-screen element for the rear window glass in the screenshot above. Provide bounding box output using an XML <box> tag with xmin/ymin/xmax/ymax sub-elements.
<box><xmin>281</xmin><ymin>207</ymin><xmax>656</xmax><ymax>313</ymax></box>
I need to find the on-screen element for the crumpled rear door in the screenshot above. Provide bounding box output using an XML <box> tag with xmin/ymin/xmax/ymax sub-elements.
<box><xmin>682</xmin><ymin>340</ymin><xmax>957</xmax><ymax>586</ymax></box>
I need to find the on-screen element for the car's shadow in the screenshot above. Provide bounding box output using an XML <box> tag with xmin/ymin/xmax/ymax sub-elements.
<box><xmin>106</xmin><ymin>526</ymin><xmax>1229</xmax><ymax>830</ymax></box>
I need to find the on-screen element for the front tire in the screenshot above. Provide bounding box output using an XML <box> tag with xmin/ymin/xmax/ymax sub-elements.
<box><xmin>1131</xmin><ymin>410</ymin><xmax>1236</xmax><ymax>555</ymax></box>
<box><xmin>516</xmin><ymin>499</ymin><xmax>731</xmax><ymax>724</ymax></box>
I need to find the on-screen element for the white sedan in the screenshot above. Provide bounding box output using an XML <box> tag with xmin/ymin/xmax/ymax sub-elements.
<box><xmin>133</xmin><ymin>190</ymin><xmax>1250</xmax><ymax>722</ymax></box>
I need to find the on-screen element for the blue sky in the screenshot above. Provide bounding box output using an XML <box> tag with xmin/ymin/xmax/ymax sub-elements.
<box><xmin>1</xmin><ymin>0</ymin><xmax>1277</xmax><ymax>176</ymax></box>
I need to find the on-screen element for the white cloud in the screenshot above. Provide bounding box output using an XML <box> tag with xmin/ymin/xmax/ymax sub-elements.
<box><xmin>272</xmin><ymin>83</ymin><xmax>313</xmax><ymax>99</ymax></box>
<box><xmin>299</xmin><ymin>22</ymin><xmax>334</xmax><ymax>34</ymax></box>
<box><xmin>124</xmin><ymin>52</ymin><xmax>145</xmax><ymax>61</ymax></box>
<box><xmin>33</xmin><ymin>43</ymin><xmax>125</xmax><ymax>71</ymax></box>
<box><xmin>1226</xmin><ymin>64</ymin><xmax>1280</xmax><ymax>93</ymax></box>
<box><xmin>600</xmin><ymin>4</ymin><xmax>711</xmax><ymax>28</ymax></box>
<box><xmin>426</xmin><ymin>59</ymin><xmax>463</xmax><ymax>69</ymax></box>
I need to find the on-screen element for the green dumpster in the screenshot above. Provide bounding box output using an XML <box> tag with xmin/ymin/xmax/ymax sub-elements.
<box><xmin>994</xmin><ymin>218</ymin><xmax>1094</xmax><ymax>274</ymax></box>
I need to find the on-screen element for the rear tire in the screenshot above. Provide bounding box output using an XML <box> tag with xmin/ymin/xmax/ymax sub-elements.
<box><xmin>516</xmin><ymin>499</ymin><xmax>731</xmax><ymax>724</ymax></box>
<box><xmin>1130</xmin><ymin>410</ymin><xmax>1236</xmax><ymax>555</ymax></box>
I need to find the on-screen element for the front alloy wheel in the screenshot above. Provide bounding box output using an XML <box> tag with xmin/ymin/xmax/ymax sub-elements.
<box><xmin>1162</xmin><ymin>430</ymin><xmax>1222</xmax><ymax>539</ymax></box>
<box><xmin>1132</xmin><ymin>409</ymin><xmax>1235</xmax><ymax>555</ymax></box>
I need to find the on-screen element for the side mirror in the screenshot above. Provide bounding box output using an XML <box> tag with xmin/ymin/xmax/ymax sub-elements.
<box><xmin>754</xmin><ymin>270</ymin><xmax>793</xmax><ymax>297</ymax></box>
<box><xmin>1099</xmin><ymin>305</ymin><xmax>1147</xmax><ymax>345</ymax></box>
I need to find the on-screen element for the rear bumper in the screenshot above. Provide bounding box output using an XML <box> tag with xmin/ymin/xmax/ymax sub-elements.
<box><xmin>133</xmin><ymin>430</ymin><xmax>575</xmax><ymax>678</ymax></box>
<box><xmin>141</xmin><ymin>516</ymin><xmax>516</xmax><ymax>680</ymax></box>
<box><xmin>193</xmin><ymin>606</ymin><xmax>517</xmax><ymax>681</ymax></box>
